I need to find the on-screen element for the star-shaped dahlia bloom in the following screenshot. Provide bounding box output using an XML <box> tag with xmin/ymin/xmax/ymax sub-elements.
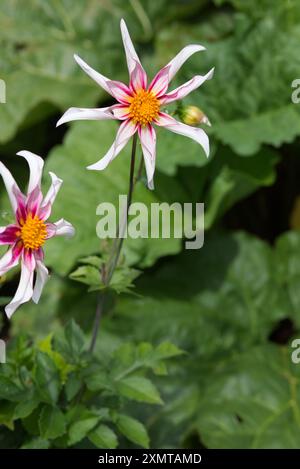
<box><xmin>57</xmin><ymin>19</ymin><xmax>214</xmax><ymax>189</ymax></box>
<box><xmin>0</xmin><ymin>151</ymin><xmax>75</xmax><ymax>317</ymax></box>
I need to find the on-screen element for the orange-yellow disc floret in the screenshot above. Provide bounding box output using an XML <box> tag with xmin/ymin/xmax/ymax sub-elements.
<box><xmin>20</xmin><ymin>214</ymin><xmax>47</xmax><ymax>250</ymax></box>
<box><xmin>128</xmin><ymin>89</ymin><xmax>160</xmax><ymax>125</ymax></box>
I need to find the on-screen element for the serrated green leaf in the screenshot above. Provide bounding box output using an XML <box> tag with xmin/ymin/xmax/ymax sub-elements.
<box><xmin>116</xmin><ymin>414</ymin><xmax>150</xmax><ymax>449</ymax></box>
<box><xmin>116</xmin><ymin>376</ymin><xmax>163</xmax><ymax>405</ymax></box>
<box><xmin>39</xmin><ymin>405</ymin><xmax>66</xmax><ymax>440</ymax></box>
<box><xmin>35</xmin><ymin>352</ymin><xmax>61</xmax><ymax>405</ymax></box>
<box><xmin>88</xmin><ymin>424</ymin><xmax>118</xmax><ymax>449</ymax></box>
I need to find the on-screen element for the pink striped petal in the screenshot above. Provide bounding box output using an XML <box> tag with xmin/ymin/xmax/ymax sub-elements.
<box><xmin>0</xmin><ymin>225</ymin><xmax>20</xmax><ymax>245</ymax></box>
<box><xmin>13</xmin><ymin>185</ymin><xmax>27</xmax><ymax>224</ymax></box>
<box><xmin>87</xmin><ymin>119</ymin><xmax>137</xmax><ymax>171</ymax></box>
<box><xmin>138</xmin><ymin>125</ymin><xmax>157</xmax><ymax>189</ymax></box>
<box><xmin>106</xmin><ymin>81</ymin><xmax>133</xmax><ymax>104</ymax></box>
<box><xmin>166</xmin><ymin>44</ymin><xmax>206</xmax><ymax>82</ymax></box>
<box><xmin>57</xmin><ymin>106</ymin><xmax>116</xmax><ymax>127</ymax></box>
<box><xmin>0</xmin><ymin>162</ymin><xmax>22</xmax><ymax>213</ymax></box>
<box><xmin>17</xmin><ymin>151</ymin><xmax>44</xmax><ymax>194</ymax></box>
<box><xmin>120</xmin><ymin>19</ymin><xmax>143</xmax><ymax>76</ymax></box>
<box><xmin>0</xmin><ymin>242</ymin><xmax>23</xmax><ymax>276</ymax></box>
<box><xmin>161</xmin><ymin>68</ymin><xmax>214</xmax><ymax>105</ymax></box>
<box><xmin>111</xmin><ymin>104</ymin><xmax>131</xmax><ymax>121</ymax></box>
<box><xmin>155</xmin><ymin>112</ymin><xmax>209</xmax><ymax>157</ymax></box>
<box><xmin>22</xmin><ymin>249</ymin><xmax>36</xmax><ymax>272</ymax></box>
<box><xmin>34</xmin><ymin>247</ymin><xmax>44</xmax><ymax>262</ymax></box>
<box><xmin>32</xmin><ymin>261</ymin><xmax>49</xmax><ymax>304</ymax></box>
<box><xmin>5</xmin><ymin>261</ymin><xmax>34</xmax><ymax>318</ymax></box>
<box><xmin>148</xmin><ymin>66</ymin><xmax>170</xmax><ymax>98</ymax></box>
<box><xmin>26</xmin><ymin>185</ymin><xmax>43</xmax><ymax>217</ymax></box>
<box><xmin>130</xmin><ymin>61</ymin><xmax>147</xmax><ymax>93</ymax></box>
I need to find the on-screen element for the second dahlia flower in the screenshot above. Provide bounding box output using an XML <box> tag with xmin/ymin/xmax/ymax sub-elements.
<box><xmin>0</xmin><ymin>151</ymin><xmax>75</xmax><ymax>317</ymax></box>
<box><xmin>57</xmin><ymin>19</ymin><xmax>214</xmax><ymax>189</ymax></box>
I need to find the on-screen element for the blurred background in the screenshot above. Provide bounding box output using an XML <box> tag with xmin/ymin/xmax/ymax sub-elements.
<box><xmin>1</xmin><ymin>0</ymin><xmax>300</xmax><ymax>449</ymax></box>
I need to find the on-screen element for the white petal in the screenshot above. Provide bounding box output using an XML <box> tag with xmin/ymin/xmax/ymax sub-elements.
<box><xmin>5</xmin><ymin>262</ymin><xmax>34</xmax><ymax>318</ymax></box>
<box><xmin>74</xmin><ymin>54</ymin><xmax>112</xmax><ymax>95</ymax></box>
<box><xmin>138</xmin><ymin>125</ymin><xmax>157</xmax><ymax>188</ymax></box>
<box><xmin>87</xmin><ymin>120</ymin><xmax>137</xmax><ymax>171</ymax></box>
<box><xmin>156</xmin><ymin>113</ymin><xmax>209</xmax><ymax>157</ymax></box>
<box><xmin>43</xmin><ymin>172</ymin><xmax>62</xmax><ymax>207</ymax></box>
<box><xmin>166</xmin><ymin>44</ymin><xmax>206</xmax><ymax>82</ymax></box>
<box><xmin>56</xmin><ymin>106</ymin><xmax>116</xmax><ymax>127</ymax></box>
<box><xmin>162</xmin><ymin>67</ymin><xmax>214</xmax><ymax>104</ymax></box>
<box><xmin>17</xmin><ymin>150</ymin><xmax>44</xmax><ymax>193</ymax></box>
<box><xmin>0</xmin><ymin>161</ymin><xmax>21</xmax><ymax>212</ymax></box>
<box><xmin>32</xmin><ymin>261</ymin><xmax>49</xmax><ymax>304</ymax></box>
<box><xmin>120</xmin><ymin>18</ymin><xmax>142</xmax><ymax>76</ymax></box>
<box><xmin>51</xmin><ymin>219</ymin><xmax>75</xmax><ymax>237</ymax></box>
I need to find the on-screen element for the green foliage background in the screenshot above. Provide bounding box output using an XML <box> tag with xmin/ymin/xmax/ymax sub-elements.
<box><xmin>1</xmin><ymin>0</ymin><xmax>300</xmax><ymax>449</ymax></box>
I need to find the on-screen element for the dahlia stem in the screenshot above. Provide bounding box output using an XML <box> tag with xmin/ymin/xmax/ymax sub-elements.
<box><xmin>89</xmin><ymin>133</ymin><xmax>138</xmax><ymax>353</ymax></box>
<box><xmin>105</xmin><ymin>132</ymin><xmax>138</xmax><ymax>284</ymax></box>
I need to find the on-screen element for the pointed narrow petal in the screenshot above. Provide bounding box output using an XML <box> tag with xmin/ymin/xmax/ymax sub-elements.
<box><xmin>46</xmin><ymin>219</ymin><xmax>75</xmax><ymax>239</ymax></box>
<box><xmin>130</xmin><ymin>61</ymin><xmax>147</xmax><ymax>92</ymax></box>
<box><xmin>138</xmin><ymin>125</ymin><xmax>157</xmax><ymax>189</ymax></box>
<box><xmin>149</xmin><ymin>66</ymin><xmax>170</xmax><ymax>98</ymax></box>
<box><xmin>74</xmin><ymin>54</ymin><xmax>112</xmax><ymax>94</ymax></box>
<box><xmin>57</xmin><ymin>106</ymin><xmax>116</xmax><ymax>127</ymax></box>
<box><xmin>74</xmin><ymin>54</ymin><xmax>132</xmax><ymax>104</ymax></box>
<box><xmin>38</xmin><ymin>172</ymin><xmax>63</xmax><ymax>221</ymax></box>
<box><xmin>0</xmin><ymin>242</ymin><xmax>22</xmax><ymax>276</ymax></box>
<box><xmin>17</xmin><ymin>151</ymin><xmax>44</xmax><ymax>194</ymax></box>
<box><xmin>120</xmin><ymin>19</ymin><xmax>143</xmax><ymax>75</ymax></box>
<box><xmin>166</xmin><ymin>44</ymin><xmax>206</xmax><ymax>81</ymax></box>
<box><xmin>156</xmin><ymin>113</ymin><xmax>209</xmax><ymax>157</ymax></box>
<box><xmin>162</xmin><ymin>68</ymin><xmax>214</xmax><ymax>104</ymax></box>
<box><xmin>0</xmin><ymin>225</ymin><xmax>20</xmax><ymax>245</ymax></box>
<box><xmin>32</xmin><ymin>261</ymin><xmax>49</xmax><ymax>304</ymax></box>
<box><xmin>87</xmin><ymin>120</ymin><xmax>137</xmax><ymax>171</ymax></box>
<box><xmin>5</xmin><ymin>262</ymin><xmax>34</xmax><ymax>318</ymax></box>
<box><xmin>0</xmin><ymin>162</ymin><xmax>21</xmax><ymax>212</ymax></box>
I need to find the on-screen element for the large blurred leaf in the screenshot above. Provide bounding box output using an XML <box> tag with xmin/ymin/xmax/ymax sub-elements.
<box><xmin>155</xmin><ymin>3</ymin><xmax>300</xmax><ymax>155</ymax></box>
<box><xmin>104</xmin><ymin>230</ymin><xmax>300</xmax><ymax>448</ymax></box>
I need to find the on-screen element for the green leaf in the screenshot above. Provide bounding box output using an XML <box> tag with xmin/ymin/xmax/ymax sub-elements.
<box><xmin>64</xmin><ymin>319</ymin><xmax>85</xmax><ymax>358</ymax></box>
<box><xmin>35</xmin><ymin>352</ymin><xmax>61</xmax><ymax>405</ymax></box>
<box><xmin>116</xmin><ymin>414</ymin><xmax>150</xmax><ymax>449</ymax></box>
<box><xmin>68</xmin><ymin>416</ymin><xmax>100</xmax><ymax>446</ymax></box>
<box><xmin>14</xmin><ymin>398</ymin><xmax>39</xmax><ymax>420</ymax></box>
<box><xmin>116</xmin><ymin>376</ymin><xmax>163</xmax><ymax>405</ymax></box>
<box><xmin>88</xmin><ymin>425</ymin><xmax>118</xmax><ymax>449</ymax></box>
<box><xmin>39</xmin><ymin>405</ymin><xmax>66</xmax><ymax>440</ymax></box>
<box><xmin>0</xmin><ymin>375</ymin><xmax>23</xmax><ymax>401</ymax></box>
<box><xmin>21</xmin><ymin>437</ymin><xmax>50</xmax><ymax>449</ymax></box>
<box><xmin>195</xmin><ymin>345</ymin><xmax>300</xmax><ymax>449</ymax></box>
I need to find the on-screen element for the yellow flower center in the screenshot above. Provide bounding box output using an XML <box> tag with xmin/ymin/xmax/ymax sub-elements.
<box><xmin>128</xmin><ymin>89</ymin><xmax>160</xmax><ymax>125</ymax></box>
<box><xmin>20</xmin><ymin>215</ymin><xmax>47</xmax><ymax>250</ymax></box>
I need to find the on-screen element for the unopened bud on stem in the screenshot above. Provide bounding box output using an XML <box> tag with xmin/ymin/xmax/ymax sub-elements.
<box><xmin>182</xmin><ymin>105</ymin><xmax>211</xmax><ymax>126</ymax></box>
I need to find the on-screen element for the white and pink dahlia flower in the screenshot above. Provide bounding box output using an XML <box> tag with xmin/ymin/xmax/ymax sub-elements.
<box><xmin>57</xmin><ymin>19</ymin><xmax>214</xmax><ymax>189</ymax></box>
<box><xmin>0</xmin><ymin>151</ymin><xmax>74</xmax><ymax>317</ymax></box>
